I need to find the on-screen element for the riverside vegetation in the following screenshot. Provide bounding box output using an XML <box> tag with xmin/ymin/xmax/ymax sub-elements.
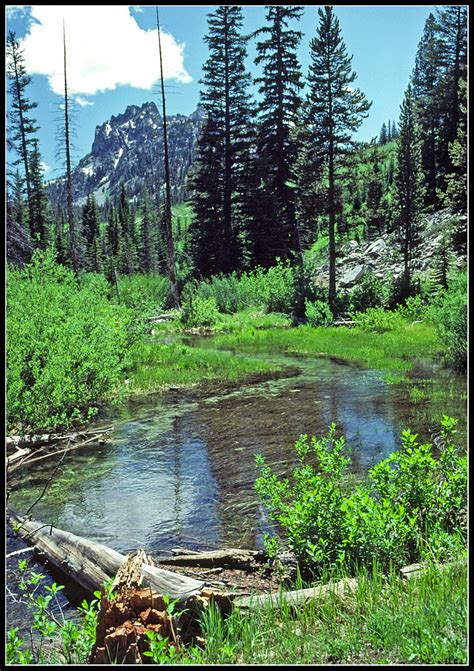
<box><xmin>6</xmin><ymin>4</ymin><xmax>467</xmax><ymax>666</ymax></box>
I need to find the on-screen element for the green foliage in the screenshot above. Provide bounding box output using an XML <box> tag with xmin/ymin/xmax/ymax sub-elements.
<box><xmin>427</xmin><ymin>271</ymin><xmax>466</xmax><ymax>371</ymax></box>
<box><xmin>304</xmin><ymin>299</ymin><xmax>333</xmax><ymax>326</ymax></box>
<box><xmin>181</xmin><ymin>295</ymin><xmax>220</xmax><ymax>327</ymax></box>
<box><xmin>114</xmin><ymin>273</ymin><xmax>170</xmax><ymax>316</ymax></box>
<box><xmin>353</xmin><ymin>306</ymin><xmax>403</xmax><ymax>333</ymax></box>
<box><xmin>181</xmin><ymin>260</ymin><xmax>298</xmax><ymax>316</ymax></box>
<box><xmin>396</xmin><ymin>294</ymin><xmax>427</xmax><ymax>321</ymax></box>
<box><xmin>7</xmin><ymin>249</ymin><xmax>134</xmax><ymax>432</ymax></box>
<box><xmin>255</xmin><ymin>418</ymin><xmax>466</xmax><ymax>576</ymax></box>
<box><xmin>348</xmin><ymin>273</ymin><xmax>388</xmax><ymax>314</ymax></box>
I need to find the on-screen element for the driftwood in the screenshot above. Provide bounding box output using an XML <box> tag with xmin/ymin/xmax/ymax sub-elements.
<box><xmin>6</xmin><ymin>428</ymin><xmax>112</xmax><ymax>471</ymax></box>
<box><xmin>6</xmin><ymin>427</ymin><xmax>113</xmax><ymax>450</ymax></box>
<box><xmin>7</xmin><ymin>512</ymin><xmax>204</xmax><ymax>600</ymax></box>
<box><xmin>146</xmin><ymin>313</ymin><xmax>178</xmax><ymax>323</ymax></box>
<box><xmin>234</xmin><ymin>576</ymin><xmax>358</xmax><ymax>611</ymax></box>
<box><xmin>158</xmin><ymin>548</ymin><xmax>265</xmax><ymax>570</ymax></box>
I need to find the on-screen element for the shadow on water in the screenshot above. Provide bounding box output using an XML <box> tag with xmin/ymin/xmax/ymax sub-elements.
<box><xmin>7</xmin><ymin>337</ymin><xmax>466</xmax><ymax>629</ymax></box>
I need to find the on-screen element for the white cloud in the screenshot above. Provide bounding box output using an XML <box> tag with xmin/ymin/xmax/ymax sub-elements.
<box><xmin>75</xmin><ymin>96</ymin><xmax>94</xmax><ymax>107</ymax></box>
<box><xmin>41</xmin><ymin>160</ymin><xmax>51</xmax><ymax>173</ymax></box>
<box><xmin>19</xmin><ymin>6</ymin><xmax>192</xmax><ymax>96</ymax></box>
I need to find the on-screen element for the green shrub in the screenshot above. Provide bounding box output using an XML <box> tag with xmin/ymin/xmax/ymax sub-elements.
<box><xmin>349</xmin><ymin>273</ymin><xmax>388</xmax><ymax>314</ymax></box>
<box><xmin>7</xmin><ymin>250</ymin><xmax>134</xmax><ymax>432</ymax></box>
<box><xmin>114</xmin><ymin>273</ymin><xmax>170</xmax><ymax>316</ymax></box>
<box><xmin>354</xmin><ymin>306</ymin><xmax>403</xmax><ymax>333</ymax></box>
<box><xmin>255</xmin><ymin>417</ymin><xmax>466</xmax><ymax>576</ymax></box>
<box><xmin>396</xmin><ymin>294</ymin><xmax>427</xmax><ymax>321</ymax></box>
<box><xmin>427</xmin><ymin>271</ymin><xmax>467</xmax><ymax>371</ymax></box>
<box><xmin>181</xmin><ymin>295</ymin><xmax>220</xmax><ymax>327</ymax></box>
<box><xmin>305</xmin><ymin>299</ymin><xmax>333</xmax><ymax>326</ymax></box>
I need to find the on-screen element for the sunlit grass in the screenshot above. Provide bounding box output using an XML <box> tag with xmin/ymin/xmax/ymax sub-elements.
<box><xmin>124</xmin><ymin>341</ymin><xmax>278</xmax><ymax>394</ymax></box>
<box><xmin>212</xmin><ymin>321</ymin><xmax>442</xmax><ymax>372</ymax></box>
<box><xmin>190</xmin><ymin>560</ymin><xmax>467</xmax><ymax>665</ymax></box>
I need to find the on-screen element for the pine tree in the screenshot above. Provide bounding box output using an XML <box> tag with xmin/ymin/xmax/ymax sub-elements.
<box><xmin>6</xmin><ymin>31</ymin><xmax>39</xmax><ymax>237</ymax></box>
<box><xmin>81</xmin><ymin>194</ymin><xmax>102</xmax><ymax>272</ymax></box>
<box><xmin>411</xmin><ymin>13</ymin><xmax>443</xmax><ymax>207</ymax></box>
<box><xmin>139</xmin><ymin>187</ymin><xmax>160</xmax><ymax>273</ymax></box>
<box><xmin>394</xmin><ymin>85</ymin><xmax>425</xmax><ymax>296</ymax></box>
<box><xmin>443</xmin><ymin>76</ymin><xmax>467</xmax><ymax>216</ymax></box>
<box><xmin>304</xmin><ymin>6</ymin><xmax>371</xmax><ymax>310</ymax></box>
<box><xmin>391</xmin><ymin>120</ymin><xmax>399</xmax><ymax>138</ymax></box>
<box><xmin>117</xmin><ymin>183</ymin><xmax>136</xmax><ymax>274</ymax></box>
<box><xmin>28</xmin><ymin>139</ymin><xmax>48</xmax><ymax>248</ymax></box>
<box><xmin>251</xmin><ymin>5</ymin><xmax>304</xmax><ymax>268</ymax></box>
<box><xmin>387</xmin><ymin>120</ymin><xmax>392</xmax><ymax>141</ymax></box>
<box><xmin>366</xmin><ymin>149</ymin><xmax>384</xmax><ymax>238</ymax></box>
<box><xmin>379</xmin><ymin>122</ymin><xmax>388</xmax><ymax>145</ymax></box>
<box><xmin>190</xmin><ymin>5</ymin><xmax>254</xmax><ymax>276</ymax></box>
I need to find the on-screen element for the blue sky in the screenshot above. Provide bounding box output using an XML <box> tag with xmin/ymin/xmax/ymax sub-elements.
<box><xmin>6</xmin><ymin>5</ymin><xmax>437</xmax><ymax>180</ymax></box>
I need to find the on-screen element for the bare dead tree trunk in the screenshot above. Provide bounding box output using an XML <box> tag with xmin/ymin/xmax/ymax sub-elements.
<box><xmin>63</xmin><ymin>21</ymin><xmax>77</xmax><ymax>274</ymax></box>
<box><xmin>156</xmin><ymin>7</ymin><xmax>180</xmax><ymax>308</ymax></box>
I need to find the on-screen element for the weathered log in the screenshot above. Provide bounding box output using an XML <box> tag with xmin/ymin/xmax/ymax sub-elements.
<box><xmin>234</xmin><ymin>577</ymin><xmax>357</xmax><ymax>611</ymax></box>
<box><xmin>6</xmin><ymin>427</ymin><xmax>112</xmax><ymax>451</ymax></box>
<box><xmin>158</xmin><ymin>548</ymin><xmax>265</xmax><ymax>570</ymax></box>
<box><xmin>7</xmin><ymin>512</ymin><xmax>205</xmax><ymax>600</ymax></box>
<box><xmin>7</xmin><ymin>432</ymin><xmax>112</xmax><ymax>472</ymax></box>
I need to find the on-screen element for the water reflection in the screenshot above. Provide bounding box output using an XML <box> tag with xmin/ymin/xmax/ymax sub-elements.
<box><xmin>9</xmin><ymin>350</ymin><xmax>466</xmax><ymax>557</ymax></box>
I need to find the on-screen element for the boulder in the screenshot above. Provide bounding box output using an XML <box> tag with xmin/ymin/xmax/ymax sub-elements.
<box><xmin>365</xmin><ymin>238</ymin><xmax>387</xmax><ymax>257</ymax></box>
<box><xmin>339</xmin><ymin>264</ymin><xmax>368</xmax><ymax>287</ymax></box>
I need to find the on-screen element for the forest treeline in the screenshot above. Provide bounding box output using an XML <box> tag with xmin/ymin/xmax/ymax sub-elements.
<box><xmin>6</xmin><ymin>6</ymin><xmax>467</xmax><ymax>309</ymax></box>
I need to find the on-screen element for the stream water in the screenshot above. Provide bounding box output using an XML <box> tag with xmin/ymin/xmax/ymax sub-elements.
<box><xmin>7</xmin><ymin>338</ymin><xmax>467</xmax><ymax>633</ymax></box>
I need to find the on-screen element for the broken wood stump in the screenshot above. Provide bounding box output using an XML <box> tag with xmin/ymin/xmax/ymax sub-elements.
<box><xmin>7</xmin><ymin>512</ymin><xmax>205</xmax><ymax>599</ymax></box>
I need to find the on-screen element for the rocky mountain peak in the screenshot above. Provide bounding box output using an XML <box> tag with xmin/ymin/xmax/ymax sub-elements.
<box><xmin>49</xmin><ymin>102</ymin><xmax>204</xmax><ymax>207</ymax></box>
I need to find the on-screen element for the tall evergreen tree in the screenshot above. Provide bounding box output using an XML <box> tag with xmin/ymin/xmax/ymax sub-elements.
<box><xmin>304</xmin><ymin>6</ymin><xmax>371</xmax><ymax>310</ymax></box>
<box><xmin>81</xmin><ymin>194</ymin><xmax>102</xmax><ymax>272</ymax></box>
<box><xmin>394</xmin><ymin>85</ymin><xmax>425</xmax><ymax>296</ymax></box>
<box><xmin>411</xmin><ymin>13</ymin><xmax>443</xmax><ymax>207</ymax></box>
<box><xmin>443</xmin><ymin>76</ymin><xmax>467</xmax><ymax>216</ymax></box>
<box><xmin>190</xmin><ymin>5</ymin><xmax>254</xmax><ymax>276</ymax></box>
<box><xmin>251</xmin><ymin>5</ymin><xmax>304</xmax><ymax>268</ymax></box>
<box><xmin>379</xmin><ymin>122</ymin><xmax>388</xmax><ymax>145</ymax></box>
<box><xmin>366</xmin><ymin>149</ymin><xmax>384</xmax><ymax>238</ymax></box>
<box><xmin>28</xmin><ymin>139</ymin><xmax>48</xmax><ymax>248</ymax></box>
<box><xmin>6</xmin><ymin>31</ymin><xmax>39</xmax><ymax>236</ymax></box>
<box><xmin>139</xmin><ymin>187</ymin><xmax>160</xmax><ymax>273</ymax></box>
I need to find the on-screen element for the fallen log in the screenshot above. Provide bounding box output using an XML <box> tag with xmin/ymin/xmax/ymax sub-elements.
<box><xmin>158</xmin><ymin>548</ymin><xmax>265</xmax><ymax>570</ymax></box>
<box><xmin>234</xmin><ymin>577</ymin><xmax>358</xmax><ymax>611</ymax></box>
<box><xmin>7</xmin><ymin>512</ymin><xmax>205</xmax><ymax>601</ymax></box>
<box><xmin>7</xmin><ymin>431</ymin><xmax>112</xmax><ymax>472</ymax></box>
<box><xmin>6</xmin><ymin>427</ymin><xmax>113</xmax><ymax>451</ymax></box>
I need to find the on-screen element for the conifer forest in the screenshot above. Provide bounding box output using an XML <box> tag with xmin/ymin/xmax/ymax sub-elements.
<box><xmin>6</xmin><ymin>5</ymin><xmax>467</xmax><ymax>666</ymax></box>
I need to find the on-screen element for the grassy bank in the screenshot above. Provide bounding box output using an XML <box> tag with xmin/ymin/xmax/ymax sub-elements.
<box><xmin>123</xmin><ymin>340</ymin><xmax>279</xmax><ymax>395</ymax></box>
<box><xmin>191</xmin><ymin>561</ymin><xmax>467</xmax><ymax>665</ymax></box>
<box><xmin>8</xmin><ymin>560</ymin><xmax>466</xmax><ymax>665</ymax></box>
<box><xmin>212</xmin><ymin>321</ymin><xmax>442</xmax><ymax>372</ymax></box>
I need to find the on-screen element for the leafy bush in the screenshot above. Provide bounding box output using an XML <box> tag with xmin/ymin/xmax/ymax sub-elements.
<box><xmin>305</xmin><ymin>299</ymin><xmax>333</xmax><ymax>326</ymax></box>
<box><xmin>353</xmin><ymin>306</ymin><xmax>403</xmax><ymax>333</ymax></box>
<box><xmin>396</xmin><ymin>294</ymin><xmax>427</xmax><ymax>321</ymax></box>
<box><xmin>181</xmin><ymin>261</ymin><xmax>298</xmax><ymax>315</ymax></box>
<box><xmin>181</xmin><ymin>295</ymin><xmax>220</xmax><ymax>327</ymax></box>
<box><xmin>255</xmin><ymin>417</ymin><xmax>466</xmax><ymax>576</ymax></box>
<box><xmin>113</xmin><ymin>273</ymin><xmax>170</xmax><ymax>316</ymax></box>
<box><xmin>427</xmin><ymin>271</ymin><xmax>467</xmax><ymax>371</ymax></box>
<box><xmin>7</xmin><ymin>250</ymin><xmax>134</xmax><ymax>432</ymax></box>
<box><xmin>349</xmin><ymin>272</ymin><xmax>388</xmax><ymax>314</ymax></box>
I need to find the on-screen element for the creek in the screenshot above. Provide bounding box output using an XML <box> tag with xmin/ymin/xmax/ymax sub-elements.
<box><xmin>7</xmin><ymin>336</ymin><xmax>467</xmax><ymax>633</ymax></box>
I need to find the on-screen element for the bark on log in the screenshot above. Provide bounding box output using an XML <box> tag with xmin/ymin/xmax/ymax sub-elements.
<box><xmin>158</xmin><ymin>548</ymin><xmax>265</xmax><ymax>570</ymax></box>
<box><xmin>7</xmin><ymin>512</ymin><xmax>204</xmax><ymax>600</ymax></box>
<box><xmin>234</xmin><ymin>577</ymin><xmax>357</xmax><ymax>610</ymax></box>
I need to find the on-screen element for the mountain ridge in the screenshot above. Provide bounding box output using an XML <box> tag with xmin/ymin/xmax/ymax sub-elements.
<box><xmin>47</xmin><ymin>101</ymin><xmax>205</xmax><ymax>207</ymax></box>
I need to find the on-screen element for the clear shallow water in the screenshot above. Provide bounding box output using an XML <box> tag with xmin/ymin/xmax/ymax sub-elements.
<box><xmin>8</xmin><ymin>341</ymin><xmax>466</xmax><ymax>557</ymax></box>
